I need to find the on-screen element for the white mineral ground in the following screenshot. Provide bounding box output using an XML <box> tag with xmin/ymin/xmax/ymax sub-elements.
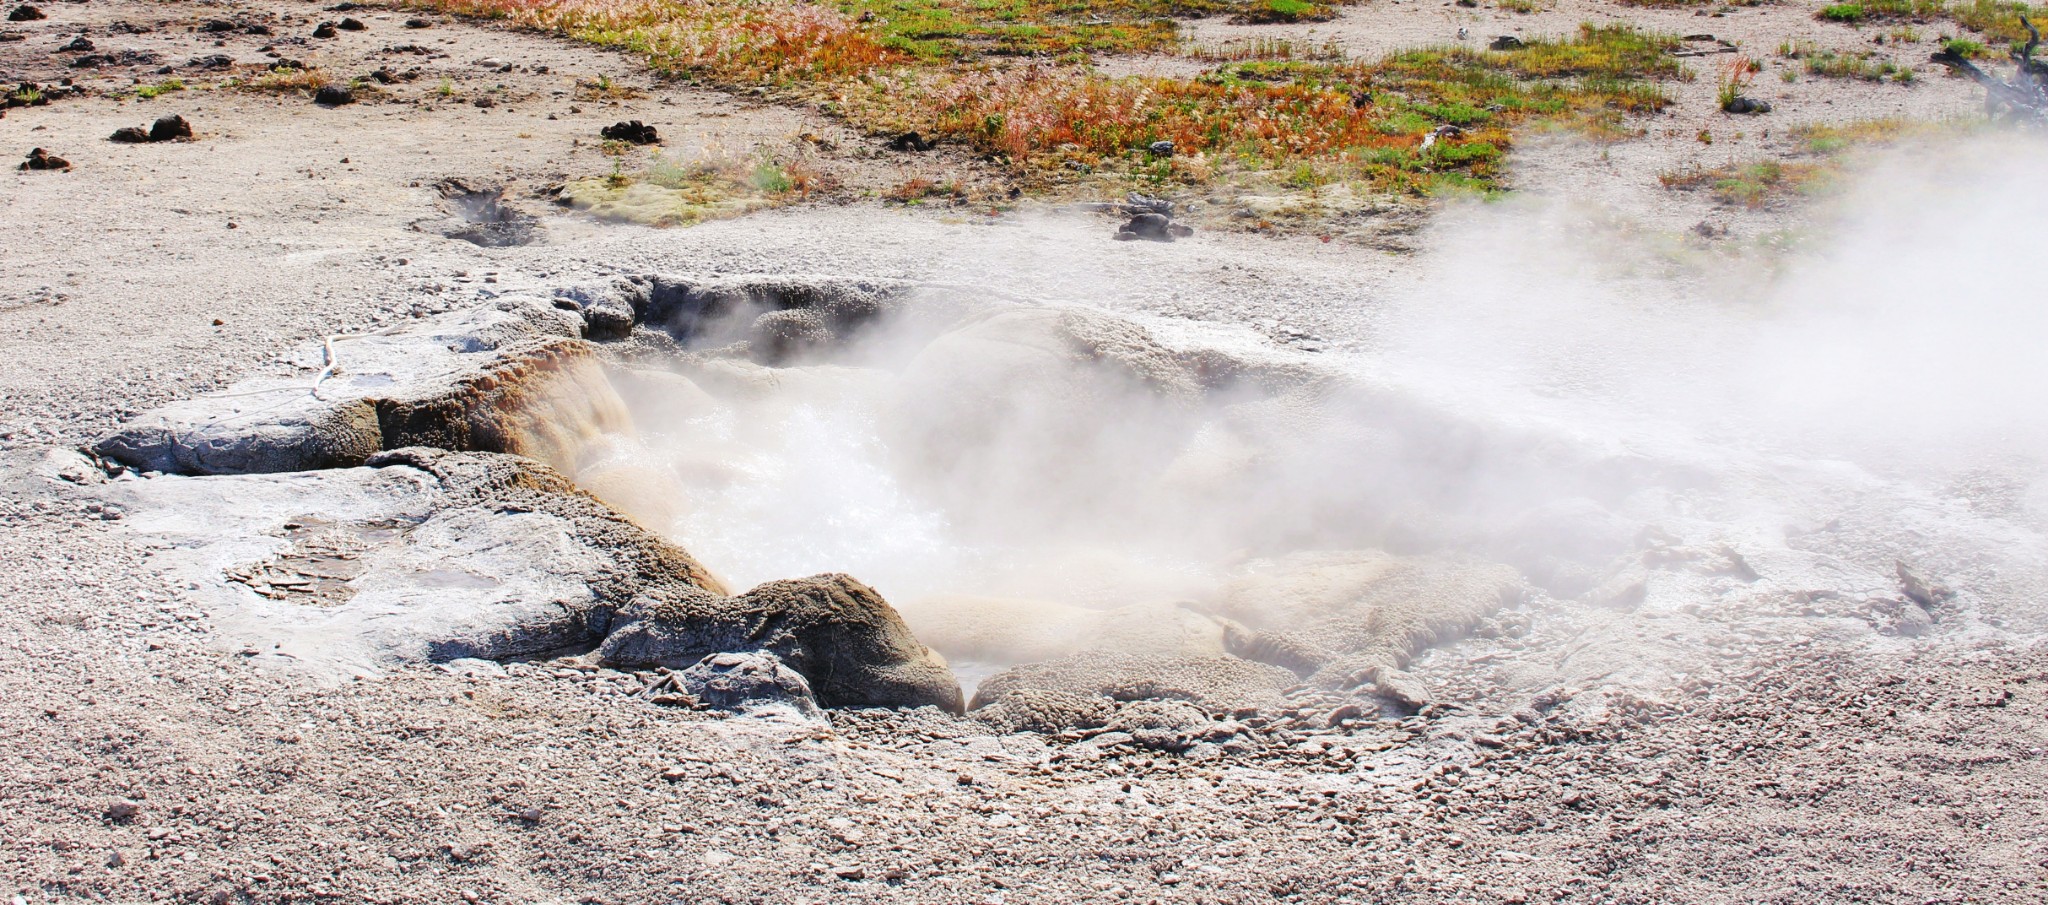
<box><xmin>2</xmin><ymin>0</ymin><xmax>2046</xmax><ymax>903</ymax></box>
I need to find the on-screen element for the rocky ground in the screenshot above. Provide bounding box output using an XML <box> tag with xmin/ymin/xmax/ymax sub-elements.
<box><xmin>4</xmin><ymin>0</ymin><xmax>2047</xmax><ymax>903</ymax></box>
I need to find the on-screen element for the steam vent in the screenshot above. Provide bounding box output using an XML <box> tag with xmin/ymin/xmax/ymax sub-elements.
<box><xmin>7</xmin><ymin>1</ymin><xmax>2047</xmax><ymax>900</ymax></box>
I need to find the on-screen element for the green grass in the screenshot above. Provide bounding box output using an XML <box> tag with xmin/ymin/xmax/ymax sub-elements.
<box><xmin>1236</xmin><ymin>0</ymin><xmax>1337</xmax><ymax>23</ymax></box>
<box><xmin>136</xmin><ymin>78</ymin><xmax>187</xmax><ymax>99</ymax></box>
<box><xmin>1942</xmin><ymin>36</ymin><xmax>1991</xmax><ymax>56</ymax></box>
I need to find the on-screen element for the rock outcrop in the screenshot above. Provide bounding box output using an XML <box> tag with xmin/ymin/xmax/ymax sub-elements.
<box><xmin>94</xmin><ymin>299</ymin><xmax>624</xmax><ymax>476</ymax></box>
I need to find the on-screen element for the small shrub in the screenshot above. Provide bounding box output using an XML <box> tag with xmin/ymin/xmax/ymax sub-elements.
<box><xmin>1819</xmin><ymin>3</ymin><xmax>1867</xmax><ymax>21</ymax></box>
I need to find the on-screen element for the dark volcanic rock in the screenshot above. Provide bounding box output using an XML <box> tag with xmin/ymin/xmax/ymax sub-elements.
<box><xmin>312</xmin><ymin>22</ymin><xmax>337</xmax><ymax>39</ymax></box>
<box><xmin>148</xmin><ymin>114</ymin><xmax>191</xmax><ymax>142</ymax></box>
<box><xmin>1722</xmin><ymin>95</ymin><xmax>1772</xmax><ymax>115</ymax></box>
<box><xmin>7</xmin><ymin>5</ymin><xmax>46</xmax><ymax>22</ymax></box>
<box><xmin>72</xmin><ymin>50</ymin><xmax>163</xmax><ymax>69</ymax></box>
<box><xmin>19</xmin><ymin>147</ymin><xmax>70</xmax><ymax>171</ymax></box>
<box><xmin>596</xmin><ymin>573</ymin><xmax>963</xmax><ymax>713</ymax></box>
<box><xmin>599</xmin><ymin>120</ymin><xmax>658</xmax><ymax>144</ymax></box>
<box><xmin>338</xmin><ymin>17</ymin><xmax>365</xmax><ymax>31</ymax></box>
<box><xmin>313</xmin><ymin>85</ymin><xmax>354</xmax><ymax>107</ymax></box>
<box><xmin>887</xmin><ymin>131</ymin><xmax>933</xmax><ymax>152</ymax></box>
<box><xmin>1115</xmin><ymin>212</ymin><xmax>1193</xmax><ymax>242</ymax></box>
<box><xmin>58</xmin><ymin>36</ymin><xmax>93</xmax><ymax>52</ymax></box>
<box><xmin>107</xmin><ymin>126</ymin><xmax>151</xmax><ymax>143</ymax></box>
<box><xmin>185</xmin><ymin>54</ymin><xmax>234</xmax><ymax>70</ymax></box>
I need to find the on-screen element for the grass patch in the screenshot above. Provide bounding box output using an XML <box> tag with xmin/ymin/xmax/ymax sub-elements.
<box><xmin>841</xmin><ymin>24</ymin><xmax>1685</xmax><ymax>196</ymax></box>
<box><xmin>240</xmin><ymin>67</ymin><xmax>333</xmax><ymax>93</ymax></box>
<box><xmin>1946</xmin><ymin>0</ymin><xmax>2048</xmax><ymax>42</ymax></box>
<box><xmin>1941</xmin><ymin>36</ymin><xmax>1992</xmax><ymax>56</ymax></box>
<box><xmin>1235</xmin><ymin>0</ymin><xmax>1338</xmax><ymax>24</ymax></box>
<box><xmin>1810</xmin><ymin>0</ymin><xmax>2045</xmax><ymax>45</ymax></box>
<box><xmin>135</xmin><ymin>78</ymin><xmax>187</xmax><ymax>99</ymax></box>
<box><xmin>409</xmin><ymin>0</ymin><xmax>1693</xmax><ymax>202</ymax></box>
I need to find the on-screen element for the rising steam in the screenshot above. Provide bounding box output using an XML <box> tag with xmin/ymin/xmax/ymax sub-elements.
<box><xmin>588</xmin><ymin>129</ymin><xmax>2048</xmax><ymax>674</ymax></box>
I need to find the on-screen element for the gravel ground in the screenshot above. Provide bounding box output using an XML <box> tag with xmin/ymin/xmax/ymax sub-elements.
<box><xmin>3</xmin><ymin>2</ymin><xmax>2045</xmax><ymax>903</ymax></box>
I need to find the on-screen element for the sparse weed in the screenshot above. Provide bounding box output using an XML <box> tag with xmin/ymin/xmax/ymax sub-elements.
<box><xmin>1717</xmin><ymin>55</ymin><xmax>1755</xmax><ymax>110</ymax></box>
<box><xmin>884</xmin><ymin>176</ymin><xmax>940</xmax><ymax>203</ymax></box>
<box><xmin>578</xmin><ymin>73</ymin><xmax>644</xmax><ymax>99</ymax></box>
<box><xmin>1184</xmin><ymin>37</ymin><xmax>1344</xmax><ymax>62</ymax></box>
<box><xmin>1804</xmin><ymin>48</ymin><xmax>1910</xmax><ymax>80</ymax></box>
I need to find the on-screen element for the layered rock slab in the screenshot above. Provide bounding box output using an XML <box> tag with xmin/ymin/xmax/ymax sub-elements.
<box><xmin>93</xmin><ymin>299</ymin><xmax>624</xmax><ymax>476</ymax></box>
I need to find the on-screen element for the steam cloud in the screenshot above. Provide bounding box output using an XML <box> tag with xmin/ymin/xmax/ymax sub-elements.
<box><xmin>589</xmin><ymin>130</ymin><xmax>2048</xmax><ymax>673</ymax></box>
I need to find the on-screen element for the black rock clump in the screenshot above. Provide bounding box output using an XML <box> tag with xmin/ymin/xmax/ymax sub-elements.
<box><xmin>338</xmin><ymin>17</ymin><xmax>365</xmax><ymax>31</ymax></box>
<box><xmin>185</xmin><ymin>54</ymin><xmax>233</xmax><ymax>70</ymax></box>
<box><xmin>106</xmin><ymin>114</ymin><xmax>191</xmax><ymax>143</ymax></box>
<box><xmin>149</xmin><ymin>114</ymin><xmax>191</xmax><ymax>141</ymax></box>
<box><xmin>58</xmin><ymin>36</ymin><xmax>93</xmax><ymax>52</ymax></box>
<box><xmin>1722</xmin><ymin>95</ymin><xmax>1772</xmax><ymax>115</ymax></box>
<box><xmin>19</xmin><ymin>147</ymin><xmax>70</xmax><ymax>170</ymax></box>
<box><xmin>1115</xmin><ymin>212</ymin><xmax>1194</xmax><ymax>243</ymax></box>
<box><xmin>7</xmin><ymin>5</ymin><xmax>46</xmax><ymax>22</ymax></box>
<box><xmin>313</xmin><ymin>85</ymin><xmax>354</xmax><ymax>107</ymax></box>
<box><xmin>312</xmin><ymin>22</ymin><xmax>336</xmax><ymax>39</ymax></box>
<box><xmin>600</xmin><ymin>120</ymin><xmax>658</xmax><ymax>144</ymax></box>
<box><xmin>887</xmin><ymin>131</ymin><xmax>932</xmax><ymax>152</ymax></box>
